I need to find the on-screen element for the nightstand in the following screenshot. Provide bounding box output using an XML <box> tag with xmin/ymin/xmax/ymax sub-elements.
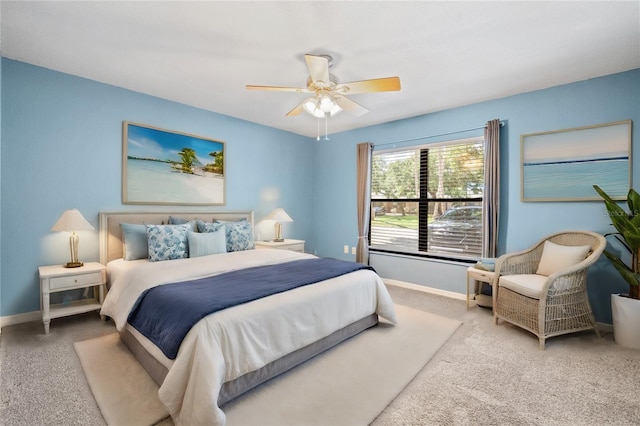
<box><xmin>466</xmin><ymin>266</ymin><xmax>495</xmax><ymax>311</ymax></box>
<box><xmin>38</xmin><ymin>262</ymin><xmax>106</xmax><ymax>334</ymax></box>
<box><xmin>255</xmin><ymin>239</ymin><xmax>305</xmax><ymax>253</ymax></box>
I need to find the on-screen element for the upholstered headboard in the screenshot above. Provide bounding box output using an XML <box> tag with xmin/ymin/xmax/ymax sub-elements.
<box><xmin>99</xmin><ymin>211</ymin><xmax>254</xmax><ymax>264</ymax></box>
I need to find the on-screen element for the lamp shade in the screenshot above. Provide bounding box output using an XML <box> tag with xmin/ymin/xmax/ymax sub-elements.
<box><xmin>51</xmin><ymin>209</ymin><xmax>94</xmax><ymax>232</ymax></box>
<box><xmin>264</xmin><ymin>208</ymin><xmax>293</xmax><ymax>242</ymax></box>
<box><xmin>264</xmin><ymin>208</ymin><xmax>293</xmax><ymax>223</ymax></box>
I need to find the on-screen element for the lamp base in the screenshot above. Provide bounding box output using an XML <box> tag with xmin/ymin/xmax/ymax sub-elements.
<box><xmin>64</xmin><ymin>261</ymin><xmax>84</xmax><ymax>268</ymax></box>
<box><xmin>272</xmin><ymin>238</ymin><xmax>284</xmax><ymax>242</ymax></box>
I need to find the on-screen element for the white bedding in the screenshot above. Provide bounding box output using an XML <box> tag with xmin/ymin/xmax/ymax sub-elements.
<box><xmin>100</xmin><ymin>249</ymin><xmax>396</xmax><ymax>425</ymax></box>
<box><xmin>104</xmin><ymin>258</ymin><xmax>146</xmax><ymax>288</ymax></box>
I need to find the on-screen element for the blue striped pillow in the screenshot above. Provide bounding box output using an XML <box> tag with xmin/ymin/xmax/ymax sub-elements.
<box><xmin>188</xmin><ymin>230</ymin><xmax>227</xmax><ymax>257</ymax></box>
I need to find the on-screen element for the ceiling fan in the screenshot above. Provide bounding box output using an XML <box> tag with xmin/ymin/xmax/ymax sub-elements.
<box><xmin>246</xmin><ymin>54</ymin><xmax>401</xmax><ymax>119</ymax></box>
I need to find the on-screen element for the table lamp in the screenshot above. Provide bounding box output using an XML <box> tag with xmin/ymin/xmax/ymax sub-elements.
<box><xmin>51</xmin><ymin>209</ymin><xmax>94</xmax><ymax>268</ymax></box>
<box><xmin>264</xmin><ymin>208</ymin><xmax>293</xmax><ymax>242</ymax></box>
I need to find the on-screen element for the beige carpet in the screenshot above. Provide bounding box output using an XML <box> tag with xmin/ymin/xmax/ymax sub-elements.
<box><xmin>74</xmin><ymin>305</ymin><xmax>461</xmax><ymax>426</ymax></box>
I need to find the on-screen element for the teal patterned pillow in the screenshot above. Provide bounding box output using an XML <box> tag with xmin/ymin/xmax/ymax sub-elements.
<box><xmin>196</xmin><ymin>220</ymin><xmax>225</xmax><ymax>233</ymax></box>
<box><xmin>146</xmin><ymin>223</ymin><xmax>192</xmax><ymax>262</ymax></box>
<box><xmin>216</xmin><ymin>219</ymin><xmax>255</xmax><ymax>252</ymax></box>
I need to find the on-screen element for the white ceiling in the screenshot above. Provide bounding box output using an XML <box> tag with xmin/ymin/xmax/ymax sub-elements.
<box><xmin>2</xmin><ymin>1</ymin><xmax>639</xmax><ymax>138</ymax></box>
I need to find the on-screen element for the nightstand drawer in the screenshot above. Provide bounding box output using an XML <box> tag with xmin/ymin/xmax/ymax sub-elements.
<box><xmin>49</xmin><ymin>271</ymin><xmax>102</xmax><ymax>291</ymax></box>
<box><xmin>255</xmin><ymin>239</ymin><xmax>305</xmax><ymax>252</ymax></box>
<box><xmin>468</xmin><ymin>268</ymin><xmax>494</xmax><ymax>282</ymax></box>
<box><xmin>281</xmin><ymin>243</ymin><xmax>304</xmax><ymax>252</ymax></box>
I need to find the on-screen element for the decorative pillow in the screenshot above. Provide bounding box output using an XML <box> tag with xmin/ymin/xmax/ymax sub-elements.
<box><xmin>216</xmin><ymin>219</ymin><xmax>255</xmax><ymax>252</ymax></box>
<box><xmin>146</xmin><ymin>223</ymin><xmax>192</xmax><ymax>262</ymax></box>
<box><xmin>536</xmin><ymin>241</ymin><xmax>591</xmax><ymax>276</ymax></box>
<box><xmin>168</xmin><ymin>216</ymin><xmax>190</xmax><ymax>225</ymax></box>
<box><xmin>196</xmin><ymin>220</ymin><xmax>225</xmax><ymax>233</ymax></box>
<box><xmin>188</xmin><ymin>230</ymin><xmax>227</xmax><ymax>258</ymax></box>
<box><xmin>121</xmin><ymin>223</ymin><xmax>148</xmax><ymax>260</ymax></box>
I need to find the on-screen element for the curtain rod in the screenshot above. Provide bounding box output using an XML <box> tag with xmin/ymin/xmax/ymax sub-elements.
<box><xmin>373</xmin><ymin>120</ymin><xmax>505</xmax><ymax>148</ymax></box>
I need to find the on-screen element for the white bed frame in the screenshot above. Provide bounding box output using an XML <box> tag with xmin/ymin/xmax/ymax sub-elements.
<box><xmin>98</xmin><ymin>210</ymin><xmax>377</xmax><ymax>406</ymax></box>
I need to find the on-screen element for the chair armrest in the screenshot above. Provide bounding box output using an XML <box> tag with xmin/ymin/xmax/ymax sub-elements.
<box><xmin>492</xmin><ymin>244</ymin><xmax>544</xmax><ymax>310</ymax></box>
<box><xmin>494</xmin><ymin>244</ymin><xmax>544</xmax><ymax>279</ymax></box>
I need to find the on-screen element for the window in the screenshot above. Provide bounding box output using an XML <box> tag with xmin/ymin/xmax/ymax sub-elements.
<box><xmin>370</xmin><ymin>137</ymin><xmax>484</xmax><ymax>260</ymax></box>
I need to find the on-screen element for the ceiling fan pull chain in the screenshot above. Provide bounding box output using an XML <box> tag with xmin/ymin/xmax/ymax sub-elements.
<box><xmin>316</xmin><ymin>117</ymin><xmax>320</xmax><ymax>141</ymax></box>
<box><xmin>324</xmin><ymin>114</ymin><xmax>330</xmax><ymax>141</ymax></box>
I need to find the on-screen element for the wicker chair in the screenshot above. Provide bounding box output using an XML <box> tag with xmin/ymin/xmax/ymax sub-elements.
<box><xmin>493</xmin><ymin>231</ymin><xmax>606</xmax><ymax>349</ymax></box>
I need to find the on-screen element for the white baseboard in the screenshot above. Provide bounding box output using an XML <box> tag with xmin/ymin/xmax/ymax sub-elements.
<box><xmin>383</xmin><ymin>278</ymin><xmax>467</xmax><ymax>301</ymax></box>
<box><xmin>0</xmin><ymin>285</ymin><xmax>614</xmax><ymax>333</ymax></box>
<box><xmin>596</xmin><ymin>322</ymin><xmax>613</xmax><ymax>333</ymax></box>
<box><xmin>0</xmin><ymin>310</ymin><xmax>41</xmax><ymax>330</ymax></box>
<box><xmin>384</xmin><ymin>278</ymin><xmax>615</xmax><ymax>331</ymax></box>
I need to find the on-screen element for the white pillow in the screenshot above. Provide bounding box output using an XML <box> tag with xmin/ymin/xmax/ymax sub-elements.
<box><xmin>536</xmin><ymin>240</ymin><xmax>591</xmax><ymax>276</ymax></box>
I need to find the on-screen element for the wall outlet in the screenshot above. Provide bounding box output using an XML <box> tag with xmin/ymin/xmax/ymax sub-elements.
<box><xmin>343</xmin><ymin>245</ymin><xmax>349</xmax><ymax>254</ymax></box>
<box><xmin>351</xmin><ymin>247</ymin><xmax>356</xmax><ymax>255</ymax></box>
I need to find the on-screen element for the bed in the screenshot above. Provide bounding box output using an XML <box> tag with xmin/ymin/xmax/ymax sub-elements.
<box><xmin>98</xmin><ymin>211</ymin><xmax>397</xmax><ymax>426</ymax></box>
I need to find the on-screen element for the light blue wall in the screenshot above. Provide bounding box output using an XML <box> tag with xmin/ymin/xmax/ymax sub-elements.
<box><xmin>0</xmin><ymin>59</ymin><xmax>314</xmax><ymax>317</ymax></box>
<box><xmin>2</xmin><ymin>58</ymin><xmax>639</xmax><ymax>325</ymax></box>
<box><xmin>313</xmin><ymin>68</ymin><xmax>640</xmax><ymax>324</ymax></box>
<box><xmin>0</xmin><ymin>56</ymin><xmax>3</xmax><ymax>317</ymax></box>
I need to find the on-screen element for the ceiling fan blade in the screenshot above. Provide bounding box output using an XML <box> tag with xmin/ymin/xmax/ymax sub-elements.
<box><xmin>337</xmin><ymin>76</ymin><xmax>401</xmax><ymax>94</ymax></box>
<box><xmin>285</xmin><ymin>102</ymin><xmax>305</xmax><ymax>116</ymax></box>
<box><xmin>334</xmin><ymin>95</ymin><xmax>369</xmax><ymax>117</ymax></box>
<box><xmin>246</xmin><ymin>84</ymin><xmax>309</xmax><ymax>93</ymax></box>
<box><xmin>305</xmin><ymin>54</ymin><xmax>331</xmax><ymax>86</ymax></box>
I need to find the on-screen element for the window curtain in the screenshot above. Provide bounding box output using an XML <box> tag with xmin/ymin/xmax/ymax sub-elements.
<box><xmin>482</xmin><ymin>119</ymin><xmax>501</xmax><ymax>258</ymax></box>
<box><xmin>356</xmin><ymin>142</ymin><xmax>373</xmax><ymax>264</ymax></box>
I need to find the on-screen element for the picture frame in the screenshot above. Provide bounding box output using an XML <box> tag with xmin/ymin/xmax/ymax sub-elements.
<box><xmin>521</xmin><ymin>120</ymin><xmax>632</xmax><ymax>202</ymax></box>
<box><xmin>122</xmin><ymin>121</ymin><xmax>226</xmax><ymax>205</ymax></box>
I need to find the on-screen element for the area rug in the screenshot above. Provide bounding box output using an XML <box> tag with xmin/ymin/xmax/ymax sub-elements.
<box><xmin>74</xmin><ymin>304</ymin><xmax>461</xmax><ymax>426</ymax></box>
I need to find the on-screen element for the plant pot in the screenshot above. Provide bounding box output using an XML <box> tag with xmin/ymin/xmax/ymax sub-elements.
<box><xmin>611</xmin><ymin>293</ymin><xmax>640</xmax><ymax>350</ymax></box>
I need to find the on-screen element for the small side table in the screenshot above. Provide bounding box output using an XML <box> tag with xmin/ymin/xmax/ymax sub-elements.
<box><xmin>38</xmin><ymin>262</ymin><xmax>106</xmax><ymax>334</ymax></box>
<box><xmin>466</xmin><ymin>266</ymin><xmax>495</xmax><ymax>310</ymax></box>
<box><xmin>255</xmin><ymin>239</ymin><xmax>305</xmax><ymax>253</ymax></box>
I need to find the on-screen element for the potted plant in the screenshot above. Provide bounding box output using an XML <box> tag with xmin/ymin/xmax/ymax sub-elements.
<box><xmin>593</xmin><ymin>184</ymin><xmax>640</xmax><ymax>349</ymax></box>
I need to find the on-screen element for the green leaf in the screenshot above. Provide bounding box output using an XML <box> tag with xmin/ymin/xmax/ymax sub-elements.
<box><xmin>603</xmin><ymin>250</ymin><xmax>640</xmax><ymax>288</ymax></box>
<box><xmin>627</xmin><ymin>188</ymin><xmax>640</xmax><ymax>216</ymax></box>
<box><xmin>594</xmin><ymin>185</ymin><xmax>617</xmax><ymax>204</ymax></box>
<box><xmin>594</xmin><ymin>185</ymin><xmax>640</xmax><ymax>249</ymax></box>
<box><xmin>622</xmin><ymin>229</ymin><xmax>640</xmax><ymax>249</ymax></box>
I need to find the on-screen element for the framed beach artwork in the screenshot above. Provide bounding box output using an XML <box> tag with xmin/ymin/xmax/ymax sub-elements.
<box><xmin>521</xmin><ymin>120</ymin><xmax>632</xmax><ymax>202</ymax></box>
<box><xmin>122</xmin><ymin>121</ymin><xmax>225</xmax><ymax>205</ymax></box>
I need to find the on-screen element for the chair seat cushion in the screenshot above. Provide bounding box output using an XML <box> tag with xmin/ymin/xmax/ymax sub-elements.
<box><xmin>499</xmin><ymin>274</ymin><xmax>548</xmax><ymax>299</ymax></box>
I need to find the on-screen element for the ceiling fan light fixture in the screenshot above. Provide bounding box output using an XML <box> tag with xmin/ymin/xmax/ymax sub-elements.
<box><xmin>319</xmin><ymin>94</ymin><xmax>343</xmax><ymax>116</ymax></box>
<box><xmin>302</xmin><ymin>95</ymin><xmax>342</xmax><ymax>118</ymax></box>
<box><xmin>319</xmin><ymin>95</ymin><xmax>334</xmax><ymax>112</ymax></box>
<box><xmin>328</xmin><ymin>102</ymin><xmax>342</xmax><ymax>117</ymax></box>
<box><xmin>302</xmin><ymin>97</ymin><xmax>324</xmax><ymax>118</ymax></box>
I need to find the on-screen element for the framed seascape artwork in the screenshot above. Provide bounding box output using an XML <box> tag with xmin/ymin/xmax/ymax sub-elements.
<box><xmin>122</xmin><ymin>121</ymin><xmax>226</xmax><ymax>205</ymax></box>
<box><xmin>521</xmin><ymin>120</ymin><xmax>632</xmax><ymax>202</ymax></box>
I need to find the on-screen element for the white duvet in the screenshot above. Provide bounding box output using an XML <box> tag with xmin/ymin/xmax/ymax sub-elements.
<box><xmin>101</xmin><ymin>249</ymin><xmax>396</xmax><ymax>426</ymax></box>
